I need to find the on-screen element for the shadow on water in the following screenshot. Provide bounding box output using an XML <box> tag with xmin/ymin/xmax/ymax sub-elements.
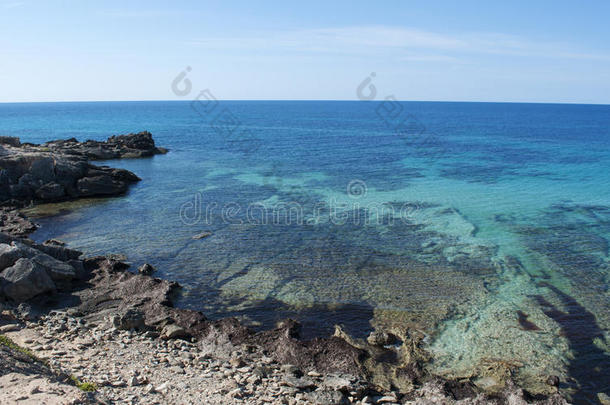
<box><xmin>534</xmin><ymin>283</ymin><xmax>610</xmax><ymax>404</ymax></box>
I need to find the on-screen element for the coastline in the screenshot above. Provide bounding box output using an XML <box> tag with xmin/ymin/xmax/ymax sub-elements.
<box><xmin>0</xmin><ymin>134</ymin><xmax>570</xmax><ymax>404</ymax></box>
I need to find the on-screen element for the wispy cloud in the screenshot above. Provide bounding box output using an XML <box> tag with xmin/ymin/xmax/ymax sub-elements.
<box><xmin>1</xmin><ymin>1</ymin><xmax>25</xmax><ymax>9</ymax></box>
<box><xmin>188</xmin><ymin>25</ymin><xmax>610</xmax><ymax>62</ymax></box>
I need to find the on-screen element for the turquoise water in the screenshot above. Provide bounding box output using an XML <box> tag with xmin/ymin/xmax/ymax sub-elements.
<box><xmin>1</xmin><ymin>101</ymin><xmax>609</xmax><ymax>401</ymax></box>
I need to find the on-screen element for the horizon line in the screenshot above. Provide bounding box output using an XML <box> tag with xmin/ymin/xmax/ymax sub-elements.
<box><xmin>0</xmin><ymin>99</ymin><xmax>609</xmax><ymax>106</ymax></box>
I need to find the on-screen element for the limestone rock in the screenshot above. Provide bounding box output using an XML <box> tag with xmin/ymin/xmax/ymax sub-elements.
<box><xmin>0</xmin><ymin>258</ymin><xmax>56</xmax><ymax>301</ymax></box>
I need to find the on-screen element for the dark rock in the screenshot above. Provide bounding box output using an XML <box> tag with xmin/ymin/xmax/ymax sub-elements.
<box><xmin>1</xmin><ymin>131</ymin><xmax>163</xmax><ymax>206</ymax></box>
<box><xmin>137</xmin><ymin>263</ymin><xmax>155</xmax><ymax>276</ymax></box>
<box><xmin>43</xmin><ymin>239</ymin><xmax>66</xmax><ymax>247</ymax></box>
<box><xmin>0</xmin><ymin>136</ymin><xmax>20</xmax><ymax>147</ymax></box>
<box><xmin>0</xmin><ymin>258</ymin><xmax>56</xmax><ymax>301</ymax></box>
<box><xmin>35</xmin><ymin>182</ymin><xmax>65</xmax><ymax>200</ymax></box>
<box><xmin>0</xmin><ymin>243</ymin><xmax>21</xmax><ymax>271</ymax></box>
<box><xmin>76</xmin><ymin>174</ymin><xmax>129</xmax><ymax>196</ymax></box>
<box><xmin>546</xmin><ymin>375</ymin><xmax>560</xmax><ymax>387</ymax></box>
<box><xmin>0</xmin><ymin>209</ymin><xmax>38</xmax><ymax>237</ymax></box>
<box><xmin>367</xmin><ymin>330</ymin><xmax>397</xmax><ymax>346</ymax></box>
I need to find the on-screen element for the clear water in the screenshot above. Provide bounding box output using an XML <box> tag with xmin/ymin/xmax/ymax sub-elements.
<box><xmin>1</xmin><ymin>101</ymin><xmax>609</xmax><ymax>401</ymax></box>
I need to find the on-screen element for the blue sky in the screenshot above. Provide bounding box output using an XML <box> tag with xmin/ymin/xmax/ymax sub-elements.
<box><xmin>1</xmin><ymin>0</ymin><xmax>609</xmax><ymax>103</ymax></box>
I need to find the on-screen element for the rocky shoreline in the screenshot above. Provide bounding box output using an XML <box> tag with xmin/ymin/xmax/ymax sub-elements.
<box><xmin>0</xmin><ymin>134</ymin><xmax>570</xmax><ymax>404</ymax></box>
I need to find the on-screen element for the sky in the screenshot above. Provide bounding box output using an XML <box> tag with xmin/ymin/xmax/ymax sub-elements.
<box><xmin>1</xmin><ymin>0</ymin><xmax>610</xmax><ymax>104</ymax></box>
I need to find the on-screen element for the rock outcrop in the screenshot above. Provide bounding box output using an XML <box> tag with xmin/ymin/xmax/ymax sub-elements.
<box><xmin>0</xmin><ymin>131</ymin><xmax>166</xmax><ymax>206</ymax></box>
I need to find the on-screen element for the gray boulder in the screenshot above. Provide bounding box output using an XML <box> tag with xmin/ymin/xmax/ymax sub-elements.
<box><xmin>0</xmin><ymin>243</ymin><xmax>21</xmax><ymax>271</ymax></box>
<box><xmin>31</xmin><ymin>254</ymin><xmax>76</xmax><ymax>283</ymax></box>
<box><xmin>0</xmin><ymin>258</ymin><xmax>56</xmax><ymax>301</ymax></box>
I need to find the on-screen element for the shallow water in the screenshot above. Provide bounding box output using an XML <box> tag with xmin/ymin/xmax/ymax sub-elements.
<box><xmin>2</xmin><ymin>101</ymin><xmax>609</xmax><ymax>402</ymax></box>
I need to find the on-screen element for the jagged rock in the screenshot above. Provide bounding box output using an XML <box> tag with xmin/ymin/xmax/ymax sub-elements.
<box><xmin>0</xmin><ymin>258</ymin><xmax>56</xmax><ymax>301</ymax></box>
<box><xmin>138</xmin><ymin>263</ymin><xmax>155</xmax><ymax>276</ymax></box>
<box><xmin>0</xmin><ymin>132</ymin><xmax>163</xmax><ymax>205</ymax></box>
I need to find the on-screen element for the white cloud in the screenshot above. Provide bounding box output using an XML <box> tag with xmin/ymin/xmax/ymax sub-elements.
<box><xmin>188</xmin><ymin>25</ymin><xmax>610</xmax><ymax>62</ymax></box>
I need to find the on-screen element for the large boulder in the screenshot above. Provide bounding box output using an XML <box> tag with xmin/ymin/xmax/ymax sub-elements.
<box><xmin>76</xmin><ymin>175</ymin><xmax>128</xmax><ymax>196</ymax></box>
<box><xmin>0</xmin><ymin>243</ymin><xmax>21</xmax><ymax>271</ymax></box>
<box><xmin>31</xmin><ymin>254</ymin><xmax>76</xmax><ymax>283</ymax></box>
<box><xmin>0</xmin><ymin>258</ymin><xmax>56</xmax><ymax>301</ymax></box>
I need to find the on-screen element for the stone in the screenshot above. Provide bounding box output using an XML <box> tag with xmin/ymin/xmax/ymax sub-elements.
<box><xmin>546</xmin><ymin>375</ymin><xmax>560</xmax><ymax>387</ymax></box>
<box><xmin>137</xmin><ymin>263</ymin><xmax>155</xmax><ymax>276</ymax></box>
<box><xmin>306</xmin><ymin>390</ymin><xmax>349</xmax><ymax>405</ymax></box>
<box><xmin>283</xmin><ymin>376</ymin><xmax>316</xmax><ymax>389</ymax></box>
<box><xmin>230</xmin><ymin>357</ymin><xmax>245</xmax><ymax>368</ymax></box>
<box><xmin>0</xmin><ymin>243</ymin><xmax>21</xmax><ymax>271</ymax></box>
<box><xmin>43</xmin><ymin>239</ymin><xmax>66</xmax><ymax>246</ymax></box>
<box><xmin>160</xmin><ymin>324</ymin><xmax>188</xmax><ymax>340</ymax></box>
<box><xmin>0</xmin><ymin>324</ymin><xmax>20</xmax><ymax>332</ymax></box>
<box><xmin>281</xmin><ymin>364</ymin><xmax>301</xmax><ymax>376</ymax></box>
<box><xmin>155</xmin><ymin>382</ymin><xmax>169</xmax><ymax>393</ymax></box>
<box><xmin>113</xmin><ymin>309</ymin><xmax>146</xmax><ymax>330</ymax></box>
<box><xmin>0</xmin><ymin>258</ymin><xmax>56</xmax><ymax>301</ymax></box>
<box><xmin>321</xmin><ymin>375</ymin><xmax>352</xmax><ymax>391</ymax></box>
<box><xmin>76</xmin><ymin>175</ymin><xmax>128</xmax><ymax>196</ymax></box>
<box><xmin>367</xmin><ymin>330</ymin><xmax>397</xmax><ymax>346</ymax></box>
<box><xmin>31</xmin><ymin>253</ymin><xmax>76</xmax><ymax>283</ymax></box>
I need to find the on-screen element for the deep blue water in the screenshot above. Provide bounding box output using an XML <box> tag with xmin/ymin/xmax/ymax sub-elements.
<box><xmin>1</xmin><ymin>101</ymin><xmax>609</xmax><ymax>401</ymax></box>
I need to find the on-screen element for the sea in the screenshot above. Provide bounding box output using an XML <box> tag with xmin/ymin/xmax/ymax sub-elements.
<box><xmin>1</xmin><ymin>100</ymin><xmax>608</xmax><ymax>403</ymax></box>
